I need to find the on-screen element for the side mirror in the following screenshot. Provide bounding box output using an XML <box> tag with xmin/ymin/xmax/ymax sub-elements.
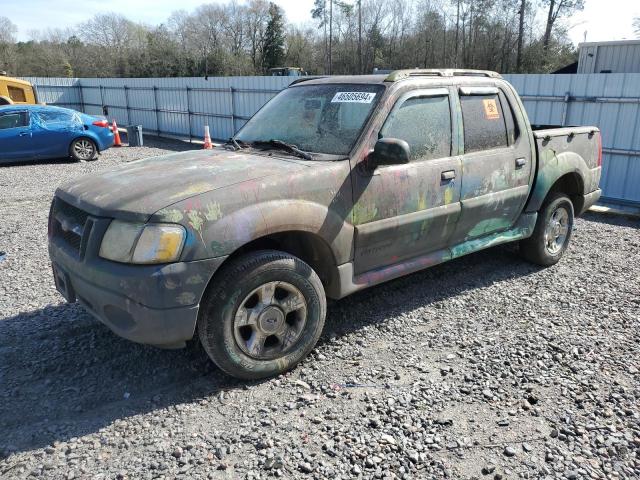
<box><xmin>367</xmin><ymin>138</ymin><xmax>410</xmax><ymax>169</ymax></box>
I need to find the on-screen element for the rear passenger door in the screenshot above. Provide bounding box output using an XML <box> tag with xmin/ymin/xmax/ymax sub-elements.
<box><xmin>31</xmin><ymin>110</ymin><xmax>79</xmax><ymax>158</ymax></box>
<box><xmin>450</xmin><ymin>86</ymin><xmax>532</xmax><ymax>243</ymax></box>
<box><xmin>352</xmin><ymin>88</ymin><xmax>462</xmax><ymax>274</ymax></box>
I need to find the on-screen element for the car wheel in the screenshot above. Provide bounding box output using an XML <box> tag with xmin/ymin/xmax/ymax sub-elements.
<box><xmin>520</xmin><ymin>192</ymin><xmax>574</xmax><ymax>266</ymax></box>
<box><xmin>70</xmin><ymin>138</ymin><xmax>98</xmax><ymax>161</ymax></box>
<box><xmin>197</xmin><ymin>250</ymin><xmax>326</xmax><ymax>380</ymax></box>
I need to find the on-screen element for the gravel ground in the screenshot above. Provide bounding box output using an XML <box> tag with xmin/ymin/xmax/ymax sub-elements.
<box><xmin>1</xmin><ymin>139</ymin><xmax>639</xmax><ymax>479</ymax></box>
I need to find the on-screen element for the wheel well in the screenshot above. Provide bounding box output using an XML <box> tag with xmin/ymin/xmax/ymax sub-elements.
<box><xmin>217</xmin><ymin>231</ymin><xmax>337</xmax><ymax>289</ymax></box>
<box><xmin>547</xmin><ymin>173</ymin><xmax>584</xmax><ymax>213</ymax></box>
<box><xmin>70</xmin><ymin>136</ymin><xmax>99</xmax><ymax>153</ymax></box>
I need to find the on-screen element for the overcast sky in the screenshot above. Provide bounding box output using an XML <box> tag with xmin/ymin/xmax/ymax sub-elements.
<box><xmin>6</xmin><ymin>0</ymin><xmax>640</xmax><ymax>45</ymax></box>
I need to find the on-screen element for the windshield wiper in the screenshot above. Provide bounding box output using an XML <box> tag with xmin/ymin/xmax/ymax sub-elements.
<box><xmin>251</xmin><ymin>139</ymin><xmax>313</xmax><ymax>160</ymax></box>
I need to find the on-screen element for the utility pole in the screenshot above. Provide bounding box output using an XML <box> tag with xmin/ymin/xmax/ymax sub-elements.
<box><xmin>358</xmin><ymin>0</ymin><xmax>362</xmax><ymax>74</ymax></box>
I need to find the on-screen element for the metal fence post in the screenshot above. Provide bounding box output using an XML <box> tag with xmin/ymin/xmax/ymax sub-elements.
<box><xmin>229</xmin><ymin>86</ymin><xmax>236</xmax><ymax>136</ymax></box>
<box><xmin>99</xmin><ymin>85</ymin><xmax>105</xmax><ymax>116</ymax></box>
<box><xmin>186</xmin><ymin>86</ymin><xmax>192</xmax><ymax>143</ymax></box>
<box><xmin>78</xmin><ymin>80</ymin><xmax>85</xmax><ymax>113</ymax></box>
<box><xmin>561</xmin><ymin>92</ymin><xmax>570</xmax><ymax>126</ymax></box>
<box><xmin>153</xmin><ymin>86</ymin><xmax>160</xmax><ymax>135</ymax></box>
<box><xmin>123</xmin><ymin>85</ymin><xmax>131</xmax><ymax>126</ymax></box>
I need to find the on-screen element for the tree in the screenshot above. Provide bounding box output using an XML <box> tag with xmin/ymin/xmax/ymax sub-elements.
<box><xmin>0</xmin><ymin>16</ymin><xmax>18</xmax><ymax>73</ymax></box>
<box><xmin>516</xmin><ymin>0</ymin><xmax>526</xmax><ymax>72</ymax></box>
<box><xmin>262</xmin><ymin>3</ymin><xmax>285</xmax><ymax>70</ymax></box>
<box><xmin>634</xmin><ymin>17</ymin><xmax>640</xmax><ymax>38</ymax></box>
<box><xmin>541</xmin><ymin>0</ymin><xmax>584</xmax><ymax>51</ymax></box>
<box><xmin>0</xmin><ymin>16</ymin><xmax>17</xmax><ymax>44</ymax></box>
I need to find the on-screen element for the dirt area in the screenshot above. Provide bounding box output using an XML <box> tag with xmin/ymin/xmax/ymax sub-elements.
<box><xmin>0</xmin><ymin>139</ymin><xmax>639</xmax><ymax>479</ymax></box>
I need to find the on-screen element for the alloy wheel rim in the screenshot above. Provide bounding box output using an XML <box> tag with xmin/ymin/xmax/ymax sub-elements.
<box><xmin>233</xmin><ymin>281</ymin><xmax>308</xmax><ymax>360</ymax></box>
<box><xmin>544</xmin><ymin>206</ymin><xmax>569</xmax><ymax>255</ymax></box>
<box><xmin>73</xmin><ymin>140</ymin><xmax>94</xmax><ymax>160</ymax></box>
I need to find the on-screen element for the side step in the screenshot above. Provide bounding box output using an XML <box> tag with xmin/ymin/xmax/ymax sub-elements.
<box><xmin>328</xmin><ymin>213</ymin><xmax>537</xmax><ymax>299</ymax></box>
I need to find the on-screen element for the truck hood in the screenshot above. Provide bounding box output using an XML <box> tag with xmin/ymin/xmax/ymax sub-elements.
<box><xmin>55</xmin><ymin>149</ymin><xmax>308</xmax><ymax>221</ymax></box>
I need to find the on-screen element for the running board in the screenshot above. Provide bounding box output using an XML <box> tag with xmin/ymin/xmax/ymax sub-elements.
<box><xmin>328</xmin><ymin>213</ymin><xmax>537</xmax><ymax>299</ymax></box>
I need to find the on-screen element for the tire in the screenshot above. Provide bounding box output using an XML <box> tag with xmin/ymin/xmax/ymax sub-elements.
<box><xmin>69</xmin><ymin>137</ymin><xmax>98</xmax><ymax>161</ymax></box>
<box><xmin>520</xmin><ymin>192</ymin><xmax>574</xmax><ymax>266</ymax></box>
<box><xmin>197</xmin><ymin>250</ymin><xmax>326</xmax><ymax>380</ymax></box>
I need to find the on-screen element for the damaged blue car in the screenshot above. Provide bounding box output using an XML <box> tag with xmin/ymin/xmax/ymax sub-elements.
<box><xmin>0</xmin><ymin>105</ymin><xmax>114</xmax><ymax>163</ymax></box>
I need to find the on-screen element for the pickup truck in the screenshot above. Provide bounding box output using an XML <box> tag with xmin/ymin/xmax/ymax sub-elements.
<box><xmin>48</xmin><ymin>69</ymin><xmax>602</xmax><ymax>379</ymax></box>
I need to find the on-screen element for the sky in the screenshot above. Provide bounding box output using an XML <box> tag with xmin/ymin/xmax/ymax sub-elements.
<box><xmin>4</xmin><ymin>0</ymin><xmax>640</xmax><ymax>45</ymax></box>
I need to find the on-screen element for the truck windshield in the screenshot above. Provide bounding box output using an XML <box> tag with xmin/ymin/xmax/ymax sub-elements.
<box><xmin>235</xmin><ymin>84</ymin><xmax>384</xmax><ymax>156</ymax></box>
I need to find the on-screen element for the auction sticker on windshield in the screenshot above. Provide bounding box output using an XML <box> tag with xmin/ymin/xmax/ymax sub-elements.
<box><xmin>331</xmin><ymin>92</ymin><xmax>376</xmax><ymax>103</ymax></box>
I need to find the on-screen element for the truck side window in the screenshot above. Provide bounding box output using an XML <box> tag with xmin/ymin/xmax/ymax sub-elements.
<box><xmin>381</xmin><ymin>95</ymin><xmax>451</xmax><ymax>161</ymax></box>
<box><xmin>461</xmin><ymin>94</ymin><xmax>508</xmax><ymax>153</ymax></box>
<box><xmin>7</xmin><ymin>86</ymin><xmax>27</xmax><ymax>103</ymax></box>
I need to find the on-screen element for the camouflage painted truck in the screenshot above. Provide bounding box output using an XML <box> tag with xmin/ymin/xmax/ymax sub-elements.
<box><xmin>48</xmin><ymin>69</ymin><xmax>602</xmax><ymax>379</ymax></box>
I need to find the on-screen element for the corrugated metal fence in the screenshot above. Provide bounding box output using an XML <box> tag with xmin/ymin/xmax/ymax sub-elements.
<box><xmin>24</xmin><ymin>76</ymin><xmax>293</xmax><ymax>142</ymax></box>
<box><xmin>25</xmin><ymin>73</ymin><xmax>640</xmax><ymax>208</ymax></box>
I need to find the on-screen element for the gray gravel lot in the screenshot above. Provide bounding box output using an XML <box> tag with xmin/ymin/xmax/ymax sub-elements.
<box><xmin>0</xmin><ymin>139</ymin><xmax>639</xmax><ymax>479</ymax></box>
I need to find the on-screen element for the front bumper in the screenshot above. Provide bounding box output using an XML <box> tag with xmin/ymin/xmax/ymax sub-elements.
<box><xmin>49</xmin><ymin>208</ymin><xmax>226</xmax><ymax>347</ymax></box>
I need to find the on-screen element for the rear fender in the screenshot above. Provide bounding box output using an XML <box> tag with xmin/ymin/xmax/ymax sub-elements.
<box><xmin>525</xmin><ymin>150</ymin><xmax>587</xmax><ymax>213</ymax></box>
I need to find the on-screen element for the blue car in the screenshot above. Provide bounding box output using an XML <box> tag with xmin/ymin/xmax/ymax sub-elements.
<box><xmin>0</xmin><ymin>105</ymin><xmax>114</xmax><ymax>163</ymax></box>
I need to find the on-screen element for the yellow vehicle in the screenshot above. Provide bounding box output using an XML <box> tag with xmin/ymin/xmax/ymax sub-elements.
<box><xmin>0</xmin><ymin>73</ymin><xmax>37</xmax><ymax>105</ymax></box>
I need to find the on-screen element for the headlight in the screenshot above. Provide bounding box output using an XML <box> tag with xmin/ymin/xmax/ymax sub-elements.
<box><xmin>99</xmin><ymin>220</ymin><xmax>186</xmax><ymax>264</ymax></box>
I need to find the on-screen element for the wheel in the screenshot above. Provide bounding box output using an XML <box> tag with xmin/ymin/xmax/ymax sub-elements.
<box><xmin>197</xmin><ymin>250</ymin><xmax>326</xmax><ymax>380</ymax></box>
<box><xmin>70</xmin><ymin>138</ymin><xmax>97</xmax><ymax>161</ymax></box>
<box><xmin>520</xmin><ymin>192</ymin><xmax>574</xmax><ymax>266</ymax></box>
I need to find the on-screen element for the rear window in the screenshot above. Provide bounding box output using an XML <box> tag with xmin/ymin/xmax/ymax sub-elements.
<box><xmin>39</xmin><ymin>110</ymin><xmax>74</xmax><ymax>124</ymax></box>
<box><xmin>7</xmin><ymin>86</ymin><xmax>27</xmax><ymax>103</ymax></box>
<box><xmin>461</xmin><ymin>94</ymin><xmax>508</xmax><ymax>153</ymax></box>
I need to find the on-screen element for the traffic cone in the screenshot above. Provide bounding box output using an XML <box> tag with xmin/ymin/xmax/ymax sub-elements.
<box><xmin>203</xmin><ymin>125</ymin><xmax>213</xmax><ymax>150</ymax></box>
<box><xmin>112</xmin><ymin>120</ymin><xmax>122</xmax><ymax>147</ymax></box>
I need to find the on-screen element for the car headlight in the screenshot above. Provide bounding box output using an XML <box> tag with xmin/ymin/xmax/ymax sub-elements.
<box><xmin>99</xmin><ymin>220</ymin><xmax>186</xmax><ymax>264</ymax></box>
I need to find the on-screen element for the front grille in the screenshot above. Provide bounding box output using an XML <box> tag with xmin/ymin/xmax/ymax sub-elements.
<box><xmin>51</xmin><ymin>198</ymin><xmax>90</xmax><ymax>256</ymax></box>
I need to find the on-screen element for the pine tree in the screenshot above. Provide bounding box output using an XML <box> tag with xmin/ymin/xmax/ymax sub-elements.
<box><xmin>262</xmin><ymin>3</ymin><xmax>285</xmax><ymax>70</ymax></box>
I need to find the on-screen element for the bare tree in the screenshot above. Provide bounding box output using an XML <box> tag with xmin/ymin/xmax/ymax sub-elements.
<box><xmin>541</xmin><ymin>0</ymin><xmax>584</xmax><ymax>51</ymax></box>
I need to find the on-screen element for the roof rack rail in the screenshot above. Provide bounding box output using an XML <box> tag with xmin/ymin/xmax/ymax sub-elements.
<box><xmin>385</xmin><ymin>69</ymin><xmax>502</xmax><ymax>81</ymax></box>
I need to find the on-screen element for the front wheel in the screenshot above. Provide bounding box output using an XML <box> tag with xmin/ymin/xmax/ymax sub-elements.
<box><xmin>70</xmin><ymin>138</ymin><xmax>97</xmax><ymax>161</ymax></box>
<box><xmin>197</xmin><ymin>250</ymin><xmax>326</xmax><ymax>380</ymax></box>
<box><xmin>520</xmin><ymin>192</ymin><xmax>574</xmax><ymax>266</ymax></box>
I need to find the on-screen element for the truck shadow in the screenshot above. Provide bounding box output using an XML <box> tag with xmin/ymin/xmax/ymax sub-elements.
<box><xmin>0</xmin><ymin>244</ymin><xmax>541</xmax><ymax>456</ymax></box>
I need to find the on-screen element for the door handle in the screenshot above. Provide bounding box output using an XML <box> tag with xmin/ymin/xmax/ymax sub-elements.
<box><xmin>19</xmin><ymin>131</ymin><xmax>30</xmax><ymax>137</ymax></box>
<box><xmin>515</xmin><ymin>157</ymin><xmax>526</xmax><ymax>168</ymax></box>
<box><xmin>441</xmin><ymin>170</ymin><xmax>456</xmax><ymax>181</ymax></box>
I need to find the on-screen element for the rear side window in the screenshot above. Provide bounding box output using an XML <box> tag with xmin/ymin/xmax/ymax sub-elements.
<box><xmin>39</xmin><ymin>110</ymin><xmax>74</xmax><ymax>124</ymax></box>
<box><xmin>0</xmin><ymin>112</ymin><xmax>29</xmax><ymax>130</ymax></box>
<box><xmin>381</xmin><ymin>95</ymin><xmax>452</xmax><ymax>161</ymax></box>
<box><xmin>461</xmin><ymin>94</ymin><xmax>508</xmax><ymax>153</ymax></box>
<box><xmin>7</xmin><ymin>86</ymin><xmax>27</xmax><ymax>103</ymax></box>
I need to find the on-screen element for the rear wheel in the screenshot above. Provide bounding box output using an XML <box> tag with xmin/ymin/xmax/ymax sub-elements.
<box><xmin>197</xmin><ymin>250</ymin><xmax>326</xmax><ymax>380</ymax></box>
<box><xmin>520</xmin><ymin>192</ymin><xmax>574</xmax><ymax>266</ymax></box>
<box><xmin>70</xmin><ymin>138</ymin><xmax>97</xmax><ymax>161</ymax></box>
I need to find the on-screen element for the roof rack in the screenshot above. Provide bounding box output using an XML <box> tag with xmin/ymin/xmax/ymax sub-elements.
<box><xmin>385</xmin><ymin>69</ymin><xmax>502</xmax><ymax>81</ymax></box>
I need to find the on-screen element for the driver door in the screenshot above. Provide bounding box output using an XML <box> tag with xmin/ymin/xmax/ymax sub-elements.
<box><xmin>352</xmin><ymin>88</ymin><xmax>462</xmax><ymax>274</ymax></box>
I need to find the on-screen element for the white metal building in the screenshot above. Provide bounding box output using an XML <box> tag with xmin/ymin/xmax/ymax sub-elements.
<box><xmin>578</xmin><ymin>40</ymin><xmax>640</xmax><ymax>74</ymax></box>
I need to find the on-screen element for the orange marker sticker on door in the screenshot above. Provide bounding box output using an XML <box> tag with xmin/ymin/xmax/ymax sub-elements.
<box><xmin>482</xmin><ymin>99</ymin><xmax>500</xmax><ymax>120</ymax></box>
